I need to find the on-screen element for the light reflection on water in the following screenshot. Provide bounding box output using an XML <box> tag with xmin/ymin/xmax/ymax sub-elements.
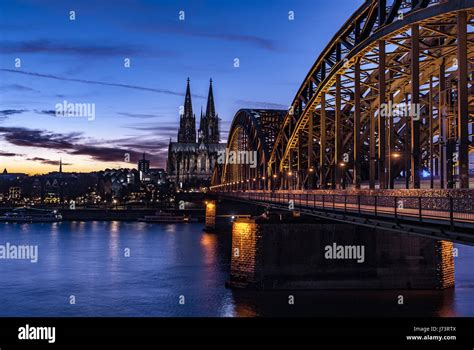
<box><xmin>0</xmin><ymin>221</ymin><xmax>472</xmax><ymax>317</ymax></box>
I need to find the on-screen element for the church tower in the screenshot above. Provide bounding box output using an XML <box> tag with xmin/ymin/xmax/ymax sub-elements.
<box><xmin>178</xmin><ymin>78</ymin><xmax>197</xmax><ymax>143</ymax></box>
<box><xmin>200</xmin><ymin>78</ymin><xmax>220</xmax><ymax>144</ymax></box>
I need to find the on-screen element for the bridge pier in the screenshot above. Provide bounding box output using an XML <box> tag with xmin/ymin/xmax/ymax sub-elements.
<box><xmin>204</xmin><ymin>200</ymin><xmax>216</xmax><ymax>232</ymax></box>
<box><xmin>229</xmin><ymin>215</ymin><xmax>454</xmax><ymax>290</ymax></box>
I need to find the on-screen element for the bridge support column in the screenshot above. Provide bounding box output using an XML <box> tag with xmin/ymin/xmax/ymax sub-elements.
<box><xmin>308</xmin><ymin>111</ymin><xmax>315</xmax><ymax>189</ymax></box>
<box><xmin>335</xmin><ymin>74</ymin><xmax>343</xmax><ymax>189</ymax></box>
<box><xmin>320</xmin><ymin>93</ymin><xmax>327</xmax><ymax>189</ymax></box>
<box><xmin>439</xmin><ymin>60</ymin><xmax>447</xmax><ymax>189</ymax></box>
<box><xmin>369</xmin><ymin>107</ymin><xmax>376</xmax><ymax>190</ymax></box>
<box><xmin>204</xmin><ymin>200</ymin><xmax>216</xmax><ymax>232</ymax></box>
<box><xmin>411</xmin><ymin>24</ymin><xmax>421</xmax><ymax>189</ymax></box>
<box><xmin>228</xmin><ymin>216</ymin><xmax>454</xmax><ymax>290</ymax></box>
<box><xmin>353</xmin><ymin>60</ymin><xmax>361</xmax><ymax>189</ymax></box>
<box><xmin>405</xmin><ymin>93</ymin><xmax>411</xmax><ymax>189</ymax></box>
<box><xmin>429</xmin><ymin>76</ymin><xmax>434</xmax><ymax>189</ymax></box>
<box><xmin>457</xmin><ymin>10</ymin><xmax>469</xmax><ymax>189</ymax></box>
<box><xmin>378</xmin><ymin>40</ymin><xmax>387</xmax><ymax>189</ymax></box>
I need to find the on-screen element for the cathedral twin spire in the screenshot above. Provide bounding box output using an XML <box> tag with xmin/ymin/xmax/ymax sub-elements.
<box><xmin>177</xmin><ymin>78</ymin><xmax>196</xmax><ymax>143</ymax></box>
<box><xmin>177</xmin><ymin>78</ymin><xmax>220</xmax><ymax>144</ymax></box>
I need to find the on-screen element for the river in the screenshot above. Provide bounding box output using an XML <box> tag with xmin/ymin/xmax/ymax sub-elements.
<box><xmin>0</xmin><ymin>221</ymin><xmax>472</xmax><ymax>317</ymax></box>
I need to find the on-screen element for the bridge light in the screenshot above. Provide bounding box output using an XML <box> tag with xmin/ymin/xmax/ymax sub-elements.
<box><xmin>339</xmin><ymin>162</ymin><xmax>347</xmax><ymax>168</ymax></box>
<box><xmin>273</xmin><ymin>174</ymin><xmax>277</xmax><ymax>178</ymax></box>
<box><xmin>288</xmin><ymin>172</ymin><xmax>293</xmax><ymax>177</ymax></box>
<box><xmin>392</xmin><ymin>152</ymin><xmax>401</xmax><ymax>159</ymax></box>
<box><xmin>261</xmin><ymin>176</ymin><xmax>266</xmax><ymax>180</ymax></box>
<box><xmin>309</xmin><ymin>168</ymin><xmax>315</xmax><ymax>173</ymax></box>
<box><xmin>246</xmin><ymin>179</ymin><xmax>250</xmax><ymax>182</ymax></box>
<box><xmin>252</xmin><ymin>178</ymin><xmax>256</xmax><ymax>182</ymax></box>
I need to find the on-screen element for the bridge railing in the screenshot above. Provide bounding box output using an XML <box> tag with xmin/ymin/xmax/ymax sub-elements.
<box><xmin>221</xmin><ymin>191</ymin><xmax>474</xmax><ymax>228</ymax></box>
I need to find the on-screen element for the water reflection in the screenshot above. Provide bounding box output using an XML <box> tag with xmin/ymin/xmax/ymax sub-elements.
<box><xmin>0</xmin><ymin>222</ymin><xmax>471</xmax><ymax>317</ymax></box>
<box><xmin>200</xmin><ymin>233</ymin><xmax>217</xmax><ymax>265</ymax></box>
<box><xmin>108</xmin><ymin>221</ymin><xmax>121</xmax><ymax>265</ymax></box>
<box><xmin>231</xmin><ymin>289</ymin><xmax>456</xmax><ymax>317</ymax></box>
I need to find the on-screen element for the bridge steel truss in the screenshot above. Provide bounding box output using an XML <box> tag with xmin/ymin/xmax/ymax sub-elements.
<box><xmin>257</xmin><ymin>0</ymin><xmax>474</xmax><ymax>191</ymax></box>
<box><xmin>215</xmin><ymin>109</ymin><xmax>285</xmax><ymax>191</ymax></box>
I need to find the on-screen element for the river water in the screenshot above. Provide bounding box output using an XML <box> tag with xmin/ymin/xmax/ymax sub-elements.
<box><xmin>0</xmin><ymin>221</ymin><xmax>472</xmax><ymax>317</ymax></box>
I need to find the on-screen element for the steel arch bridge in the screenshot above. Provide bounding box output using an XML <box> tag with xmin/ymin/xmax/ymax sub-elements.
<box><xmin>212</xmin><ymin>109</ymin><xmax>286</xmax><ymax>190</ymax></box>
<box><xmin>214</xmin><ymin>0</ymin><xmax>474</xmax><ymax>193</ymax></box>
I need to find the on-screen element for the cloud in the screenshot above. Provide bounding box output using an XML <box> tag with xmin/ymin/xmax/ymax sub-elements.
<box><xmin>0</xmin><ymin>109</ymin><xmax>28</xmax><ymax>117</ymax></box>
<box><xmin>138</xmin><ymin>23</ymin><xmax>278</xmax><ymax>52</ymax></box>
<box><xmin>118</xmin><ymin>112</ymin><xmax>161</xmax><ymax>119</ymax></box>
<box><xmin>0</xmin><ymin>126</ymin><xmax>167</xmax><ymax>167</ymax></box>
<box><xmin>0</xmin><ymin>69</ymin><xmax>205</xmax><ymax>98</ymax></box>
<box><xmin>235</xmin><ymin>100</ymin><xmax>289</xmax><ymax>110</ymax></box>
<box><xmin>0</xmin><ymin>127</ymin><xmax>81</xmax><ymax>149</ymax></box>
<box><xmin>69</xmin><ymin>145</ymin><xmax>131</xmax><ymax>163</ymax></box>
<box><xmin>0</xmin><ymin>39</ymin><xmax>175</xmax><ymax>58</ymax></box>
<box><xmin>121</xmin><ymin>123</ymin><xmax>178</xmax><ymax>139</ymax></box>
<box><xmin>0</xmin><ymin>151</ymin><xmax>20</xmax><ymax>157</ymax></box>
<box><xmin>199</xmin><ymin>32</ymin><xmax>277</xmax><ymax>52</ymax></box>
<box><xmin>0</xmin><ymin>84</ymin><xmax>39</xmax><ymax>93</ymax></box>
<box><xmin>122</xmin><ymin>124</ymin><xmax>178</xmax><ymax>132</ymax></box>
<box><xmin>27</xmin><ymin>157</ymin><xmax>72</xmax><ymax>166</ymax></box>
<box><xmin>34</xmin><ymin>110</ymin><xmax>57</xmax><ymax>116</ymax></box>
<box><xmin>70</xmin><ymin>145</ymin><xmax>166</xmax><ymax>166</ymax></box>
<box><xmin>118</xmin><ymin>139</ymin><xmax>170</xmax><ymax>151</ymax></box>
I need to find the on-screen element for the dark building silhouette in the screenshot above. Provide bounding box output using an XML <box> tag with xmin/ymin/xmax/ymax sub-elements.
<box><xmin>138</xmin><ymin>153</ymin><xmax>150</xmax><ymax>180</ymax></box>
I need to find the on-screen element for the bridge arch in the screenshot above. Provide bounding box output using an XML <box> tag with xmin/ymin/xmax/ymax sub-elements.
<box><xmin>266</xmin><ymin>0</ymin><xmax>474</xmax><ymax>191</ymax></box>
<box><xmin>213</xmin><ymin>109</ymin><xmax>285</xmax><ymax>191</ymax></box>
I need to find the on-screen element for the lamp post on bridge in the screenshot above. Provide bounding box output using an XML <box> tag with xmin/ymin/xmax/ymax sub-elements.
<box><xmin>308</xmin><ymin>167</ymin><xmax>315</xmax><ymax>190</ymax></box>
<box><xmin>338</xmin><ymin>162</ymin><xmax>347</xmax><ymax>189</ymax></box>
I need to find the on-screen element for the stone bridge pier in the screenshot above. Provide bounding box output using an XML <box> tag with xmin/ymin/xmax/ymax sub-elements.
<box><xmin>228</xmin><ymin>213</ymin><xmax>454</xmax><ymax>290</ymax></box>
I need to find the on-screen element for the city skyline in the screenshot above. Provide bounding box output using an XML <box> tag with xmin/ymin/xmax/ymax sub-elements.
<box><xmin>0</xmin><ymin>0</ymin><xmax>361</xmax><ymax>174</ymax></box>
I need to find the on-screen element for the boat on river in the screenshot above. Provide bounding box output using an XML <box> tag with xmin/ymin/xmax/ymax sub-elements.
<box><xmin>138</xmin><ymin>211</ymin><xmax>188</xmax><ymax>223</ymax></box>
<box><xmin>0</xmin><ymin>207</ymin><xmax>63</xmax><ymax>223</ymax></box>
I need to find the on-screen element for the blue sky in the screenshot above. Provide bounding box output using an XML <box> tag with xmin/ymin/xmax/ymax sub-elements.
<box><xmin>0</xmin><ymin>0</ymin><xmax>362</xmax><ymax>173</ymax></box>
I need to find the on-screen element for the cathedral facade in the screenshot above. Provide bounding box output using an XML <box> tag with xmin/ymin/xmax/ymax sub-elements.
<box><xmin>167</xmin><ymin>79</ymin><xmax>225</xmax><ymax>189</ymax></box>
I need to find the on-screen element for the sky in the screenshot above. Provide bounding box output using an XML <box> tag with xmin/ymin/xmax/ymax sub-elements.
<box><xmin>0</xmin><ymin>0</ymin><xmax>363</xmax><ymax>174</ymax></box>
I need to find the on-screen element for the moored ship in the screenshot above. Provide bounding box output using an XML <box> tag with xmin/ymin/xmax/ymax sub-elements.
<box><xmin>138</xmin><ymin>211</ymin><xmax>188</xmax><ymax>223</ymax></box>
<box><xmin>0</xmin><ymin>207</ymin><xmax>63</xmax><ymax>223</ymax></box>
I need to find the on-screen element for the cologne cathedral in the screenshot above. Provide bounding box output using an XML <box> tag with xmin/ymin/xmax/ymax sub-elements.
<box><xmin>167</xmin><ymin>79</ymin><xmax>225</xmax><ymax>189</ymax></box>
